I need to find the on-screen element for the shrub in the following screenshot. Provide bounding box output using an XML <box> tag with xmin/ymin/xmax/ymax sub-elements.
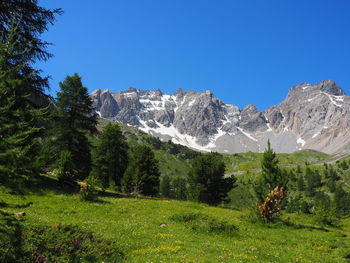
<box><xmin>79</xmin><ymin>176</ymin><xmax>99</xmax><ymax>201</ymax></box>
<box><xmin>21</xmin><ymin>224</ymin><xmax>124</xmax><ymax>263</ymax></box>
<box><xmin>313</xmin><ymin>205</ymin><xmax>338</xmax><ymax>226</ymax></box>
<box><xmin>257</xmin><ymin>186</ymin><xmax>285</xmax><ymax>222</ymax></box>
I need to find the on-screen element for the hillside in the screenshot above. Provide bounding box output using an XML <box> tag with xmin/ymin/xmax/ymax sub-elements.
<box><xmin>1</xmin><ymin>176</ymin><xmax>350</xmax><ymax>263</ymax></box>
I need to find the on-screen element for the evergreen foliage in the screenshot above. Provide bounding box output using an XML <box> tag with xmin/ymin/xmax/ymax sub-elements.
<box><xmin>254</xmin><ymin>140</ymin><xmax>288</xmax><ymax>202</ymax></box>
<box><xmin>0</xmin><ymin>23</ymin><xmax>45</xmax><ymax>185</ymax></box>
<box><xmin>187</xmin><ymin>152</ymin><xmax>236</xmax><ymax>205</ymax></box>
<box><xmin>51</xmin><ymin>74</ymin><xmax>97</xmax><ymax>181</ymax></box>
<box><xmin>91</xmin><ymin>123</ymin><xmax>128</xmax><ymax>190</ymax></box>
<box><xmin>0</xmin><ymin>0</ymin><xmax>62</xmax><ymax>94</ymax></box>
<box><xmin>160</xmin><ymin>175</ymin><xmax>172</xmax><ymax>198</ymax></box>
<box><xmin>123</xmin><ymin>145</ymin><xmax>161</xmax><ymax>196</ymax></box>
<box><xmin>334</xmin><ymin>186</ymin><xmax>350</xmax><ymax>216</ymax></box>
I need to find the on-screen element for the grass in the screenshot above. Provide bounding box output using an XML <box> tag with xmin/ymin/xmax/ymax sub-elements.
<box><xmin>1</xmin><ymin>176</ymin><xmax>350</xmax><ymax>263</ymax></box>
<box><xmin>223</xmin><ymin>150</ymin><xmax>331</xmax><ymax>174</ymax></box>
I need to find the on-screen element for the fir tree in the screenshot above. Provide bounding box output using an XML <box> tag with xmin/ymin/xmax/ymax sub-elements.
<box><xmin>91</xmin><ymin>123</ymin><xmax>128</xmax><ymax>190</ymax></box>
<box><xmin>254</xmin><ymin>140</ymin><xmax>287</xmax><ymax>201</ymax></box>
<box><xmin>0</xmin><ymin>23</ymin><xmax>45</xmax><ymax>185</ymax></box>
<box><xmin>187</xmin><ymin>152</ymin><xmax>236</xmax><ymax>205</ymax></box>
<box><xmin>334</xmin><ymin>186</ymin><xmax>350</xmax><ymax>216</ymax></box>
<box><xmin>51</xmin><ymin>74</ymin><xmax>97</xmax><ymax>181</ymax></box>
<box><xmin>171</xmin><ymin>177</ymin><xmax>187</xmax><ymax>200</ymax></box>
<box><xmin>125</xmin><ymin>145</ymin><xmax>161</xmax><ymax>196</ymax></box>
<box><xmin>160</xmin><ymin>175</ymin><xmax>172</xmax><ymax>198</ymax></box>
<box><xmin>261</xmin><ymin>140</ymin><xmax>284</xmax><ymax>190</ymax></box>
<box><xmin>0</xmin><ymin>0</ymin><xmax>62</xmax><ymax>95</ymax></box>
<box><xmin>297</xmin><ymin>175</ymin><xmax>305</xmax><ymax>191</ymax></box>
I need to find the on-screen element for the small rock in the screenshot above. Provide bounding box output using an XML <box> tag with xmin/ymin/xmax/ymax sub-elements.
<box><xmin>15</xmin><ymin>212</ymin><xmax>26</xmax><ymax>217</ymax></box>
<box><xmin>159</xmin><ymin>223</ymin><xmax>166</xmax><ymax>228</ymax></box>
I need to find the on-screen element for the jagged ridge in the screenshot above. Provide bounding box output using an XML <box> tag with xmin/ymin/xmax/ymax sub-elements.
<box><xmin>90</xmin><ymin>80</ymin><xmax>350</xmax><ymax>154</ymax></box>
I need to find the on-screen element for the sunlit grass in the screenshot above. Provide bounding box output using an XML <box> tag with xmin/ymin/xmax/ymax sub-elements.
<box><xmin>1</xmin><ymin>177</ymin><xmax>349</xmax><ymax>263</ymax></box>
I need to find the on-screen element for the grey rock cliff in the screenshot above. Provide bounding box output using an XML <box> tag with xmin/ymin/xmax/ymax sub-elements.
<box><xmin>90</xmin><ymin>80</ymin><xmax>350</xmax><ymax>154</ymax></box>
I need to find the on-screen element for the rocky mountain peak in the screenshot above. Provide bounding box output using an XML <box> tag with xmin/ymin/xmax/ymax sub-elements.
<box><xmin>91</xmin><ymin>80</ymin><xmax>350</xmax><ymax>155</ymax></box>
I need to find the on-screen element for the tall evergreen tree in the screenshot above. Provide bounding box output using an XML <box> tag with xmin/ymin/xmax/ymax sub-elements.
<box><xmin>334</xmin><ymin>186</ymin><xmax>350</xmax><ymax>216</ymax></box>
<box><xmin>0</xmin><ymin>0</ymin><xmax>62</xmax><ymax>93</ymax></box>
<box><xmin>52</xmin><ymin>74</ymin><xmax>97</xmax><ymax>181</ymax></box>
<box><xmin>254</xmin><ymin>140</ymin><xmax>287</xmax><ymax>201</ymax></box>
<box><xmin>261</xmin><ymin>140</ymin><xmax>283</xmax><ymax>190</ymax></box>
<box><xmin>187</xmin><ymin>152</ymin><xmax>236</xmax><ymax>205</ymax></box>
<box><xmin>91</xmin><ymin>123</ymin><xmax>128</xmax><ymax>190</ymax></box>
<box><xmin>0</xmin><ymin>27</ymin><xmax>44</xmax><ymax>184</ymax></box>
<box><xmin>160</xmin><ymin>175</ymin><xmax>172</xmax><ymax>198</ymax></box>
<box><xmin>297</xmin><ymin>175</ymin><xmax>305</xmax><ymax>191</ymax></box>
<box><xmin>124</xmin><ymin>145</ymin><xmax>161</xmax><ymax>196</ymax></box>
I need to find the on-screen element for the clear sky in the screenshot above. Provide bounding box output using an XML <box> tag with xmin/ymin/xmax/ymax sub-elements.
<box><xmin>38</xmin><ymin>0</ymin><xmax>350</xmax><ymax>110</ymax></box>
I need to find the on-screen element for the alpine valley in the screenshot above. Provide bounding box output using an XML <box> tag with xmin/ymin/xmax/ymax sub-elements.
<box><xmin>90</xmin><ymin>80</ymin><xmax>350</xmax><ymax>154</ymax></box>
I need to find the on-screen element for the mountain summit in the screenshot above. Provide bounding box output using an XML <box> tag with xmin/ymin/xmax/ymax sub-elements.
<box><xmin>90</xmin><ymin>80</ymin><xmax>350</xmax><ymax>154</ymax></box>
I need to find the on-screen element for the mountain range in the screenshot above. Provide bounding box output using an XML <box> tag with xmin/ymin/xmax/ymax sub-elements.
<box><xmin>90</xmin><ymin>80</ymin><xmax>350</xmax><ymax>154</ymax></box>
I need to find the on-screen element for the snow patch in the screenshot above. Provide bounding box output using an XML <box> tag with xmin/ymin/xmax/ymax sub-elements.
<box><xmin>188</xmin><ymin>98</ymin><xmax>196</xmax><ymax>107</ymax></box>
<box><xmin>237</xmin><ymin>127</ymin><xmax>258</xmax><ymax>142</ymax></box>
<box><xmin>96</xmin><ymin>111</ymin><xmax>101</xmax><ymax>117</ymax></box>
<box><xmin>266</xmin><ymin>123</ymin><xmax>272</xmax><ymax>132</ymax></box>
<box><xmin>138</xmin><ymin>118</ymin><xmax>211</xmax><ymax>152</ymax></box>
<box><xmin>297</xmin><ymin>137</ymin><xmax>305</xmax><ymax>147</ymax></box>
<box><xmin>322</xmin><ymin>92</ymin><xmax>343</xmax><ymax>107</ymax></box>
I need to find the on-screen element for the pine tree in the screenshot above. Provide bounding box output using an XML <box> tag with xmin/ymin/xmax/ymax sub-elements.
<box><xmin>297</xmin><ymin>175</ymin><xmax>305</xmax><ymax>191</ymax></box>
<box><xmin>0</xmin><ymin>1</ymin><xmax>61</xmax><ymax>99</ymax></box>
<box><xmin>261</xmin><ymin>140</ymin><xmax>284</xmax><ymax>190</ymax></box>
<box><xmin>160</xmin><ymin>175</ymin><xmax>172</xmax><ymax>198</ymax></box>
<box><xmin>125</xmin><ymin>145</ymin><xmax>161</xmax><ymax>196</ymax></box>
<box><xmin>171</xmin><ymin>177</ymin><xmax>187</xmax><ymax>200</ymax></box>
<box><xmin>254</xmin><ymin>140</ymin><xmax>287</xmax><ymax>201</ymax></box>
<box><xmin>91</xmin><ymin>123</ymin><xmax>128</xmax><ymax>190</ymax></box>
<box><xmin>305</xmin><ymin>167</ymin><xmax>321</xmax><ymax>196</ymax></box>
<box><xmin>0</xmin><ymin>23</ymin><xmax>45</xmax><ymax>185</ymax></box>
<box><xmin>51</xmin><ymin>74</ymin><xmax>97</xmax><ymax>181</ymax></box>
<box><xmin>187</xmin><ymin>152</ymin><xmax>236</xmax><ymax>205</ymax></box>
<box><xmin>334</xmin><ymin>186</ymin><xmax>350</xmax><ymax>216</ymax></box>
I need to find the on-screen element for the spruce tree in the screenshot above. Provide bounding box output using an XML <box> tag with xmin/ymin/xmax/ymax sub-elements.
<box><xmin>297</xmin><ymin>175</ymin><xmax>305</xmax><ymax>191</ymax></box>
<box><xmin>52</xmin><ymin>74</ymin><xmax>97</xmax><ymax>181</ymax></box>
<box><xmin>187</xmin><ymin>152</ymin><xmax>236</xmax><ymax>205</ymax></box>
<box><xmin>160</xmin><ymin>175</ymin><xmax>172</xmax><ymax>198</ymax></box>
<box><xmin>261</xmin><ymin>140</ymin><xmax>282</xmax><ymax>190</ymax></box>
<box><xmin>91</xmin><ymin>123</ymin><xmax>128</xmax><ymax>190</ymax></box>
<box><xmin>125</xmin><ymin>145</ymin><xmax>161</xmax><ymax>196</ymax></box>
<box><xmin>0</xmin><ymin>1</ymin><xmax>61</xmax><ymax>98</ymax></box>
<box><xmin>334</xmin><ymin>186</ymin><xmax>350</xmax><ymax>216</ymax></box>
<box><xmin>0</xmin><ymin>24</ymin><xmax>44</xmax><ymax>185</ymax></box>
<box><xmin>254</xmin><ymin>140</ymin><xmax>287</xmax><ymax>201</ymax></box>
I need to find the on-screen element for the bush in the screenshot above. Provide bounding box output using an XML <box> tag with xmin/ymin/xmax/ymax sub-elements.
<box><xmin>0</xmin><ymin>212</ymin><xmax>124</xmax><ymax>263</ymax></box>
<box><xmin>257</xmin><ymin>186</ymin><xmax>285</xmax><ymax>222</ymax></box>
<box><xmin>170</xmin><ymin>212</ymin><xmax>238</xmax><ymax>235</ymax></box>
<box><xmin>21</xmin><ymin>224</ymin><xmax>124</xmax><ymax>263</ymax></box>
<box><xmin>313</xmin><ymin>205</ymin><xmax>338</xmax><ymax>226</ymax></box>
<box><xmin>79</xmin><ymin>176</ymin><xmax>99</xmax><ymax>201</ymax></box>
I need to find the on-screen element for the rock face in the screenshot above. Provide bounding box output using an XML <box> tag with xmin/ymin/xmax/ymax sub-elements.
<box><xmin>90</xmin><ymin>80</ymin><xmax>350</xmax><ymax>154</ymax></box>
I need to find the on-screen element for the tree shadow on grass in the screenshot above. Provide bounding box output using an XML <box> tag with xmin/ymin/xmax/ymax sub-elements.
<box><xmin>275</xmin><ymin>218</ymin><xmax>331</xmax><ymax>232</ymax></box>
<box><xmin>25</xmin><ymin>174</ymin><xmax>80</xmax><ymax>196</ymax></box>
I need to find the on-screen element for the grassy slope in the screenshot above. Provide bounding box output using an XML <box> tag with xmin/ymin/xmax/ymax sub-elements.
<box><xmin>223</xmin><ymin>150</ymin><xmax>331</xmax><ymax>175</ymax></box>
<box><xmin>1</xmin><ymin>177</ymin><xmax>350</xmax><ymax>263</ymax></box>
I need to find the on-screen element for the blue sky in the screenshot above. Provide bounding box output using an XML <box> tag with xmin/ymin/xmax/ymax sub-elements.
<box><xmin>38</xmin><ymin>0</ymin><xmax>350</xmax><ymax>110</ymax></box>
